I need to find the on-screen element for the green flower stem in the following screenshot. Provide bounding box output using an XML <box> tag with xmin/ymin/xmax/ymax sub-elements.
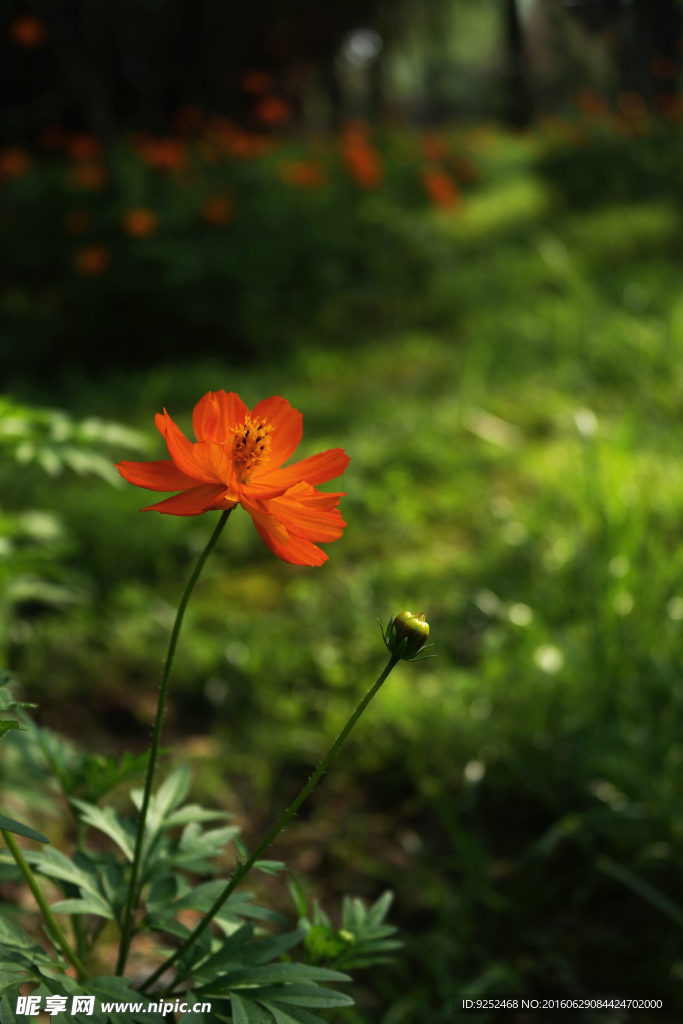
<box><xmin>116</xmin><ymin>509</ymin><xmax>232</xmax><ymax>976</ymax></box>
<box><xmin>139</xmin><ymin>652</ymin><xmax>401</xmax><ymax>994</ymax></box>
<box><xmin>0</xmin><ymin>822</ymin><xmax>88</xmax><ymax>980</ymax></box>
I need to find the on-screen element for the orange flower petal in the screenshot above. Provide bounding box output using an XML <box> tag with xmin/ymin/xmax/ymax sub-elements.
<box><xmin>142</xmin><ymin>483</ymin><xmax>229</xmax><ymax>516</ymax></box>
<box><xmin>249</xmin><ymin>396</ymin><xmax>303</xmax><ymax>471</ymax></box>
<box><xmin>193</xmin><ymin>390</ymin><xmax>248</xmax><ymax>443</ymax></box>
<box><xmin>265</xmin><ymin>486</ymin><xmax>346</xmax><ymax>543</ymax></box>
<box><xmin>254</xmin><ymin>448</ymin><xmax>349</xmax><ymax>494</ymax></box>
<box><xmin>239</xmin><ymin>490</ymin><xmax>290</xmax><ymax>546</ymax></box>
<box><xmin>156</xmin><ymin>410</ymin><xmax>207</xmax><ymax>481</ymax></box>
<box><xmin>116</xmin><ymin>459</ymin><xmax>202</xmax><ymax>492</ymax></box>
<box><xmin>191</xmin><ymin>440</ymin><xmax>237</xmax><ymax>487</ymax></box>
<box><xmin>252</xmin><ymin>519</ymin><xmax>328</xmax><ymax>566</ymax></box>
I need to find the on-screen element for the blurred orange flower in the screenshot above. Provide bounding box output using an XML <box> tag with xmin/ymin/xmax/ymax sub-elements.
<box><xmin>133</xmin><ymin>136</ymin><xmax>187</xmax><ymax>172</ymax></box>
<box><xmin>117</xmin><ymin>390</ymin><xmax>350</xmax><ymax>566</ymax></box>
<box><xmin>8</xmin><ymin>16</ymin><xmax>47</xmax><ymax>48</ymax></box>
<box><xmin>341</xmin><ymin>122</ymin><xmax>383</xmax><ymax>189</ymax></box>
<box><xmin>578</xmin><ymin>87</ymin><xmax>609</xmax><ymax>117</ymax></box>
<box><xmin>618</xmin><ymin>91</ymin><xmax>647</xmax><ymax>118</ymax></box>
<box><xmin>204</xmin><ymin>117</ymin><xmax>273</xmax><ymax>159</ymax></box>
<box><xmin>201</xmin><ymin>196</ymin><xmax>234</xmax><ymax>225</ymax></box>
<box><xmin>122</xmin><ymin>208</ymin><xmax>159</xmax><ymax>238</ymax></box>
<box><xmin>422</xmin><ymin>133</ymin><xmax>450</xmax><ymax>161</ymax></box>
<box><xmin>66</xmin><ymin>134</ymin><xmax>102</xmax><ymax>162</ymax></box>
<box><xmin>655</xmin><ymin>92</ymin><xmax>682</xmax><ymax>117</ymax></box>
<box><xmin>241</xmin><ymin>70</ymin><xmax>274</xmax><ymax>95</ymax></box>
<box><xmin>421</xmin><ymin>169</ymin><xmax>460</xmax><ymax>209</ymax></box>
<box><xmin>66</xmin><ymin>162</ymin><xmax>108</xmax><ymax>190</ymax></box>
<box><xmin>41</xmin><ymin>126</ymin><xmax>65</xmax><ymax>150</ymax></box>
<box><xmin>252</xmin><ymin>95</ymin><xmax>294</xmax><ymax>126</ymax></box>
<box><xmin>64</xmin><ymin>210</ymin><xmax>90</xmax><ymax>234</ymax></box>
<box><xmin>74</xmin><ymin>246</ymin><xmax>110</xmax><ymax>276</ymax></box>
<box><xmin>278</xmin><ymin>160</ymin><xmax>327</xmax><ymax>189</ymax></box>
<box><xmin>0</xmin><ymin>148</ymin><xmax>31</xmax><ymax>179</ymax></box>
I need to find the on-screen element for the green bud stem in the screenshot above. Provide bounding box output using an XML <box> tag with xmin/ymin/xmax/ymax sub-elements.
<box><xmin>139</xmin><ymin>652</ymin><xmax>402</xmax><ymax>994</ymax></box>
<box><xmin>116</xmin><ymin>509</ymin><xmax>232</xmax><ymax>977</ymax></box>
<box><xmin>0</xmin><ymin>816</ymin><xmax>88</xmax><ymax>981</ymax></box>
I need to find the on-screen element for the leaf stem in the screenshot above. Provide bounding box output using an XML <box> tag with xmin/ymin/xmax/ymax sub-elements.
<box><xmin>139</xmin><ymin>653</ymin><xmax>400</xmax><ymax>993</ymax></box>
<box><xmin>0</xmin><ymin>823</ymin><xmax>89</xmax><ymax>981</ymax></box>
<box><xmin>116</xmin><ymin>510</ymin><xmax>231</xmax><ymax>976</ymax></box>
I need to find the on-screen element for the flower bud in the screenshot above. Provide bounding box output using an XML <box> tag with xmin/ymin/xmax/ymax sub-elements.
<box><xmin>387</xmin><ymin>610</ymin><xmax>430</xmax><ymax>660</ymax></box>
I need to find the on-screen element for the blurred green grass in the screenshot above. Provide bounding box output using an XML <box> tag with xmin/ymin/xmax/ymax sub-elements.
<box><xmin>4</xmin><ymin>127</ymin><xmax>683</xmax><ymax>1020</ymax></box>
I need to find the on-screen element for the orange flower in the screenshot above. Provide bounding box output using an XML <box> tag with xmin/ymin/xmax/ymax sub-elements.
<box><xmin>201</xmin><ymin>196</ymin><xmax>234</xmax><ymax>225</ymax></box>
<box><xmin>8</xmin><ymin>15</ymin><xmax>47</xmax><ymax>48</ymax></box>
<box><xmin>241</xmin><ymin>70</ymin><xmax>274</xmax><ymax>95</ymax></box>
<box><xmin>252</xmin><ymin>95</ymin><xmax>293</xmax><ymax>126</ymax></box>
<box><xmin>278</xmin><ymin>160</ymin><xmax>327</xmax><ymax>189</ymax></box>
<box><xmin>116</xmin><ymin>390</ymin><xmax>350</xmax><ymax>566</ymax></box>
<box><xmin>341</xmin><ymin>122</ymin><xmax>383</xmax><ymax>189</ymax></box>
<box><xmin>422</xmin><ymin>133</ymin><xmax>450</xmax><ymax>162</ymax></box>
<box><xmin>421</xmin><ymin>168</ymin><xmax>460</xmax><ymax>209</ymax></box>
<box><xmin>577</xmin><ymin>87</ymin><xmax>609</xmax><ymax>117</ymax></box>
<box><xmin>618</xmin><ymin>91</ymin><xmax>647</xmax><ymax>119</ymax></box>
<box><xmin>122</xmin><ymin>207</ymin><xmax>159</xmax><ymax>237</ymax></box>
<box><xmin>0</xmin><ymin>147</ymin><xmax>31</xmax><ymax>179</ymax></box>
<box><xmin>66</xmin><ymin>133</ymin><xmax>103</xmax><ymax>162</ymax></box>
<box><xmin>133</xmin><ymin>136</ymin><xmax>187</xmax><ymax>172</ymax></box>
<box><xmin>74</xmin><ymin>246</ymin><xmax>110</xmax><ymax>275</ymax></box>
<box><xmin>66</xmin><ymin>162</ymin><xmax>108</xmax><ymax>189</ymax></box>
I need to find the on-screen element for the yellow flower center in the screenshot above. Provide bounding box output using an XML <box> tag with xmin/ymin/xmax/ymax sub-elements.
<box><xmin>231</xmin><ymin>414</ymin><xmax>273</xmax><ymax>482</ymax></box>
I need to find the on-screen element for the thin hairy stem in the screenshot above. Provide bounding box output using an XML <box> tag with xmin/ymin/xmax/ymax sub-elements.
<box><xmin>116</xmin><ymin>510</ymin><xmax>231</xmax><ymax>975</ymax></box>
<box><xmin>139</xmin><ymin>653</ymin><xmax>400</xmax><ymax>993</ymax></box>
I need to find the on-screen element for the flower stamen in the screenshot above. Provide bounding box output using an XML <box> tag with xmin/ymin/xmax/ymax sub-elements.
<box><xmin>231</xmin><ymin>414</ymin><xmax>273</xmax><ymax>481</ymax></box>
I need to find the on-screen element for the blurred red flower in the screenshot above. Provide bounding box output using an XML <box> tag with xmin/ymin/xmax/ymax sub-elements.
<box><xmin>133</xmin><ymin>137</ymin><xmax>187</xmax><ymax>172</ymax></box>
<box><xmin>0</xmin><ymin>148</ymin><xmax>31</xmax><ymax>179</ymax></box>
<box><xmin>241</xmin><ymin>70</ymin><xmax>274</xmax><ymax>95</ymax></box>
<box><xmin>66</xmin><ymin>163</ymin><xmax>108</xmax><ymax>190</ymax></box>
<box><xmin>618</xmin><ymin>91</ymin><xmax>647</xmax><ymax>119</ymax></box>
<box><xmin>421</xmin><ymin>169</ymin><xmax>460</xmax><ymax>209</ymax></box>
<box><xmin>122</xmin><ymin>208</ymin><xmax>159</xmax><ymax>238</ymax></box>
<box><xmin>252</xmin><ymin>95</ymin><xmax>294</xmax><ymax>126</ymax></box>
<box><xmin>117</xmin><ymin>390</ymin><xmax>350</xmax><ymax>566</ymax></box>
<box><xmin>422</xmin><ymin>134</ymin><xmax>450</xmax><ymax>162</ymax></box>
<box><xmin>8</xmin><ymin>16</ymin><xmax>47</xmax><ymax>48</ymax></box>
<box><xmin>74</xmin><ymin>246</ymin><xmax>110</xmax><ymax>276</ymax></box>
<box><xmin>201</xmin><ymin>196</ymin><xmax>234</xmax><ymax>225</ymax></box>
<box><xmin>341</xmin><ymin>122</ymin><xmax>383</xmax><ymax>189</ymax></box>
<box><xmin>40</xmin><ymin>126</ymin><xmax>66</xmax><ymax>150</ymax></box>
<box><xmin>66</xmin><ymin>134</ymin><xmax>103</xmax><ymax>162</ymax></box>
<box><xmin>204</xmin><ymin>118</ymin><xmax>272</xmax><ymax>159</ymax></box>
<box><xmin>278</xmin><ymin>160</ymin><xmax>327</xmax><ymax>189</ymax></box>
<box><xmin>578</xmin><ymin>87</ymin><xmax>609</xmax><ymax>117</ymax></box>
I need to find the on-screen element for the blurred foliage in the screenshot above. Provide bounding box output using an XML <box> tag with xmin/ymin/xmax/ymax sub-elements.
<box><xmin>0</xmin><ymin>123</ymin><xmax>474</xmax><ymax>377</ymax></box>
<box><xmin>4</xmin><ymin>124</ymin><xmax>683</xmax><ymax>1020</ymax></box>
<box><xmin>537</xmin><ymin>110</ymin><xmax>683</xmax><ymax>210</ymax></box>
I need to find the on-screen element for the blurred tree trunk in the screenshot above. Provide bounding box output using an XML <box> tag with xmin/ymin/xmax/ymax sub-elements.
<box><xmin>503</xmin><ymin>0</ymin><xmax>532</xmax><ymax>128</ymax></box>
